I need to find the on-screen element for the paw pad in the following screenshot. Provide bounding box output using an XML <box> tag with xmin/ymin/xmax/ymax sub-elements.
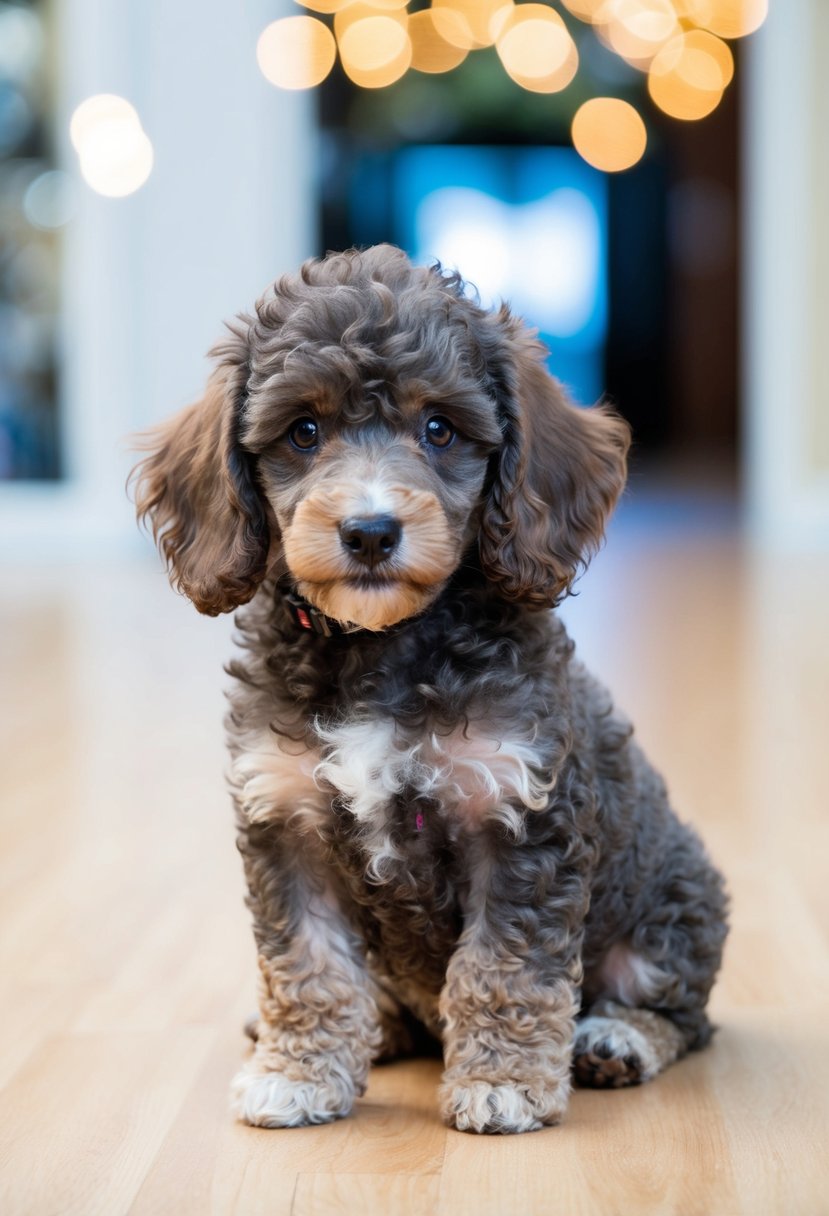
<box><xmin>573</xmin><ymin>1043</ymin><xmax>643</xmax><ymax>1087</ymax></box>
<box><xmin>572</xmin><ymin>1014</ymin><xmax>656</xmax><ymax>1089</ymax></box>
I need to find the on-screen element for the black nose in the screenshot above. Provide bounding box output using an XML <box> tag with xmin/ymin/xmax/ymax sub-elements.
<box><xmin>339</xmin><ymin>515</ymin><xmax>402</xmax><ymax>569</ymax></box>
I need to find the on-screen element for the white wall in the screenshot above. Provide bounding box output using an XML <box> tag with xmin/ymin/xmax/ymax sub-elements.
<box><xmin>744</xmin><ymin>0</ymin><xmax>829</xmax><ymax>548</ymax></box>
<box><xmin>0</xmin><ymin>0</ymin><xmax>315</xmax><ymax>554</ymax></box>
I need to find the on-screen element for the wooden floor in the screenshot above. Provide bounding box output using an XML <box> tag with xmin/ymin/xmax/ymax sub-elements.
<box><xmin>1</xmin><ymin>495</ymin><xmax>828</xmax><ymax>1215</ymax></box>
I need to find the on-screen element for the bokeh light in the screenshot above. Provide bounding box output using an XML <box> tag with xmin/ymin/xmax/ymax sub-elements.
<box><xmin>496</xmin><ymin>5</ymin><xmax>578</xmax><ymax>93</ymax></box>
<box><xmin>339</xmin><ymin>13</ymin><xmax>409</xmax><ymax>66</ymax></box>
<box><xmin>697</xmin><ymin>0</ymin><xmax>768</xmax><ymax>39</ymax></box>
<box><xmin>334</xmin><ymin>2</ymin><xmax>408</xmax><ymax>39</ymax></box>
<box><xmin>572</xmin><ymin>96</ymin><xmax>647</xmax><ymax>171</ymax></box>
<box><xmin>294</xmin><ymin>0</ymin><xmax>359</xmax><ymax>12</ymax></box>
<box><xmin>79</xmin><ymin>126</ymin><xmax>153</xmax><ymax>199</ymax></box>
<box><xmin>408</xmin><ymin>10</ymin><xmax>469</xmax><ymax>74</ymax></box>
<box><xmin>670</xmin><ymin>0</ymin><xmax>715</xmax><ymax>22</ymax></box>
<box><xmin>79</xmin><ymin>127</ymin><xmax>153</xmax><ymax>198</ymax></box>
<box><xmin>648</xmin><ymin>30</ymin><xmax>731</xmax><ymax>120</ymax></box>
<box><xmin>337</xmin><ymin>11</ymin><xmax>412</xmax><ymax>88</ymax></box>
<box><xmin>684</xmin><ymin>28</ymin><xmax>734</xmax><ymax>86</ymax></box>
<box><xmin>560</xmin><ymin>0</ymin><xmax>606</xmax><ymax>21</ymax></box>
<box><xmin>431</xmin><ymin>0</ymin><xmax>514</xmax><ymax>52</ymax></box>
<box><xmin>69</xmin><ymin>94</ymin><xmax>154</xmax><ymax>198</ymax></box>
<box><xmin>256</xmin><ymin>16</ymin><xmax>337</xmax><ymax>90</ymax></box>
<box><xmin>69</xmin><ymin>94</ymin><xmax>140</xmax><ymax>152</ymax></box>
<box><xmin>255</xmin><ymin>0</ymin><xmax>763</xmax><ymax>142</ymax></box>
<box><xmin>23</xmin><ymin>169</ymin><xmax>77</xmax><ymax>229</ymax></box>
<box><xmin>598</xmin><ymin>0</ymin><xmax>680</xmax><ymax>67</ymax></box>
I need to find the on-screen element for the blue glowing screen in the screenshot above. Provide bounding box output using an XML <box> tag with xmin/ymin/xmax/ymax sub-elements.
<box><xmin>387</xmin><ymin>146</ymin><xmax>608</xmax><ymax>406</ymax></box>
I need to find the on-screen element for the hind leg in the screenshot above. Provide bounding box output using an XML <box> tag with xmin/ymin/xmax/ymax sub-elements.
<box><xmin>575</xmin><ymin>940</ymin><xmax>690</xmax><ymax>1087</ymax></box>
<box><xmin>576</xmin><ymin>827</ymin><xmax>728</xmax><ymax>1089</ymax></box>
<box><xmin>573</xmin><ymin>999</ymin><xmax>686</xmax><ymax>1087</ymax></box>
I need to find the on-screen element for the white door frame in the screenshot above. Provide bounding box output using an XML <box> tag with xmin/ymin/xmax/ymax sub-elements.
<box><xmin>743</xmin><ymin>0</ymin><xmax>829</xmax><ymax>547</ymax></box>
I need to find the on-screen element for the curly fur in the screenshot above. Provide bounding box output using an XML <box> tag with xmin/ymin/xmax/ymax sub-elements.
<box><xmin>131</xmin><ymin>244</ymin><xmax>728</xmax><ymax>1135</ymax></box>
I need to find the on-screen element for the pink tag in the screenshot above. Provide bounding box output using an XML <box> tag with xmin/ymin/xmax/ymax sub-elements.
<box><xmin>415</xmin><ymin>812</ymin><xmax>424</xmax><ymax>832</ymax></box>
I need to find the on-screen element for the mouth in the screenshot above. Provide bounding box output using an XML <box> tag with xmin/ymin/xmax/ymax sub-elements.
<box><xmin>294</xmin><ymin>572</ymin><xmax>443</xmax><ymax>632</ymax></box>
<box><xmin>343</xmin><ymin>571</ymin><xmax>398</xmax><ymax>589</ymax></box>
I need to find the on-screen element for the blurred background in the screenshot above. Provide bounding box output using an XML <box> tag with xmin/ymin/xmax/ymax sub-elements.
<box><xmin>0</xmin><ymin>0</ymin><xmax>826</xmax><ymax>553</ymax></box>
<box><xmin>3</xmin><ymin>8</ymin><xmax>829</xmax><ymax>1208</ymax></box>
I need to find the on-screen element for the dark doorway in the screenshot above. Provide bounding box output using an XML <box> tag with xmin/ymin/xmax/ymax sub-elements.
<box><xmin>316</xmin><ymin>43</ymin><xmax>739</xmax><ymax>461</ymax></box>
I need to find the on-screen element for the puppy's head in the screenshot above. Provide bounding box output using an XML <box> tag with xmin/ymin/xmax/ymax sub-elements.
<box><xmin>131</xmin><ymin>244</ymin><xmax>629</xmax><ymax>628</ymax></box>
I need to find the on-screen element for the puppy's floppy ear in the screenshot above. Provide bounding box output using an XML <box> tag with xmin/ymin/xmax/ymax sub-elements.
<box><xmin>130</xmin><ymin>325</ymin><xmax>269</xmax><ymax>616</ymax></box>
<box><xmin>479</xmin><ymin>316</ymin><xmax>630</xmax><ymax>608</ymax></box>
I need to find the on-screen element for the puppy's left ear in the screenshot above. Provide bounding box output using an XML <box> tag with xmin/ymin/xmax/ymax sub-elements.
<box><xmin>479</xmin><ymin>317</ymin><xmax>630</xmax><ymax>608</ymax></box>
<box><xmin>130</xmin><ymin>325</ymin><xmax>270</xmax><ymax>616</ymax></box>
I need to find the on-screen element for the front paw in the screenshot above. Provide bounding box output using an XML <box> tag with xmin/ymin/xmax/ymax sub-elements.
<box><xmin>230</xmin><ymin>1063</ymin><xmax>357</xmax><ymax>1128</ymax></box>
<box><xmin>439</xmin><ymin>1077</ymin><xmax>569</xmax><ymax>1135</ymax></box>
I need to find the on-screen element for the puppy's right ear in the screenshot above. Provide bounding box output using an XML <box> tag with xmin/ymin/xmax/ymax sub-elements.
<box><xmin>478</xmin><ymin>315</ymin><xmax>629</xmax><ymax>608</ymax></box>
<box><xmin>130</xmin><ymin>327</ymin><xmax>269</xmax><ymax>616</ymax></box>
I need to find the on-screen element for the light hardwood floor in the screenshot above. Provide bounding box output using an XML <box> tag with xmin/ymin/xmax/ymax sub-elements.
<box><xmin>1</xmin><ymin>497</ymin><xmax>827</xmax><ymax>1215</ymax></box>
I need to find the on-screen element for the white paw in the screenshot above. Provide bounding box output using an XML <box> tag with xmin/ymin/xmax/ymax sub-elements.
<box><xmin>572</xmin><ymin>1015</ymin><xmax>658</xmax><ymax>1087</ymax></box>
<box><xmin>230</xmin><ymin>1064</ymin><xmax>356</xmax><ymax>1128</ymax></box>
<box><xmin>439</xmin><ymin>1078</ymin><xmax>568</xmax><ymax>1135</ymax></box>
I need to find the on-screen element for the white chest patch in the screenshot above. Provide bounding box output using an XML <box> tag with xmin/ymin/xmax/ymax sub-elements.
<box><xmin>231</xmin><ymin>717</ymin><xmax>554</xmax><ymax>876</ymax></box>
<box><xmin>314</xmin><ymin>718</ymin><xmax>553</xmax><ymax>875</ymax></box>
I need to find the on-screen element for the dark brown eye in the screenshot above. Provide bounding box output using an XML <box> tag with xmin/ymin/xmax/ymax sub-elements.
<box><xmin>288</xmin><ymin>417</ymin><xmax>318</xmax><ymax>451</ymax></box>
<box><xmin>425</xmin><ymin>416</ymin><xmax>455</xmax><ymax>448</ymax></box>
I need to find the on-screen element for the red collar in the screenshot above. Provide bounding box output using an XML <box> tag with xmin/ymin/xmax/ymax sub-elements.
<box><xmin>279</xmin><ymin>584</ymin><xmax>364</xmax><ymax>637</ymax></box>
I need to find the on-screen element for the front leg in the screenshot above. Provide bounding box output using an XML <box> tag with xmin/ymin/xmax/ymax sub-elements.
<box><xmin>439</xmin><ymin>830</ymin><xmax>586</xmax><ymax>1134</ymax></box>
<box><xmin>231</xmin><ymin>819</ymin><xmax>382</xmax><ymax>1128</ymax></box>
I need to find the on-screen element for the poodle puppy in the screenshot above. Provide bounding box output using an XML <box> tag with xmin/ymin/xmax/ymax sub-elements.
<box><xmin>132</xmin><ymin>244</ymin><xmax>728</xmax><ymax>1135</ymax></box>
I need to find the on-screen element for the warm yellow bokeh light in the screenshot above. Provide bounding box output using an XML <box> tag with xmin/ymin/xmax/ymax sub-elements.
<box><xmin>560</xmin><ymin>0</ymin><xmax>605</xmax><ymax>21</ymax></box>
<box><xmin>496</xmin><ymin>6</ymin><xmax>578</xmax><ymax>93</ymax></box>
<box><xmin>335</xmin><ymin>2</ymin><xmax>407</xmax><ymax>40</ymax></box>
<box><xmin>680</xmin><ymin>28</ymin><xmax>734</xmax><ymax>86</ymax></box>
<box><xmin>698</xmin><ymin>0</ymin><xmax>768</xmax><ymax>39</ymax></box>
<box><xmin>294</xmin><ymin>0</ymin><xmax>355</xmax><ymax>13</ymax></box>
<box><xmin>572</xmin><ymin>97</ymin><xmax>647</xmax><ymax>171</ymax></box>
<box><xmin>599</xmin><ymin>0</ymin><xmax>679</xmax><ymax>66</ymax></box>
<box><xmin>338</xmin><ymin>15</ymin><xmax>409</xmax><ymax>69</ymax></box>
<box><xmin>431</xmin><ymin>0</ymin><xmax>514</xmax><ymax>51</ymax></box>
<box><xmin>648</xmin><ymin>31</ymin><xmax>728</xmax><ymax>120</ymax></box>
<box><xmin>506</xmin><ymin>44</ymin><xmax>579</xmax><ymax>94</ymax></box>
<box><xmin>255</xmin><ymin>0</ymin><xmax>757</xmax><ymax>101</ymax></box>
<box><xmin>670</xmin><ymin>0</ymin><xmax>715</xmax><ymax>24</ymax></box>
<box><xmin>338</xmin><ymin>16</ymin><xmax>412</xmax><ymax>88</ymax></box>
<box><xmin>408</xmin><ymin>10</ymin><xmax>469</xmax><ymax>74</ymax></box>
<box><xmin>256</xmin><ymin>17</ymin><xmax>336</xmax><ymax>90</ymax></box>
<box><xmin>339</xmin><ymin>47</ymin><xmax>412</xmax><ymax>88</ymax></box>
<box><xmin>69</xmin><ymin>94</ymin><xmax>140</xmax><ymax>153</ymax></box>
